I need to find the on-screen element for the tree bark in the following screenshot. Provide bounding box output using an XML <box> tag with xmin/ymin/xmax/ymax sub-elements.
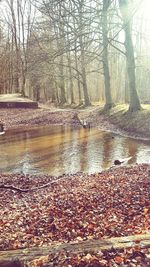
<box><xmin>57</xmin><ymin>3</ymin><xmax>67</xmax><ymax>105</ymax></box>
<box><xmin>59</xmin><ymin>55</ymin><xmax>66</xmax><ymax>105</ymax></box>
<box><xmin>79</xmin><ymin>0</ymin><xmax>91</xmax><ymax>106</ymax></box>
<box><xmin>102</xmin><ymin>0</ymin><xmax>114</xmax><ymax>110</ymax></box>
<box><xmin>10</xmin><ymin>0</ymin><xmax>20</xmax><ymax>93</ymax></box>
<box><xmin>67</xmin><ymin>51</ymin><xmax>75</xmax><ymax>105</ymax></box>
<box><xmin>119</xmin><ymin>0</ymin><xmax>141</xmax><ymax>112</ymax></box>
<box><xmin>75</xmin><ymin>40</ymin><xmax>82</xmax><ymax>105</ymax></box>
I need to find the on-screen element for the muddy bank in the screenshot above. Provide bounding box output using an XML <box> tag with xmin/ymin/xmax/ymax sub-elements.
<box><xmin>84</xmin><ymin>105</ymin><xmax>150</xmax><ymax>141</ymax></box>
<box><xmin>0</xmin><ymin>104</ymin><xmax>150</xmax><ymax>140</ymax></box>
<box><xmin>0</xmin><ymin>108</ymin><xmax>76</xmax><ymax>130</ymax></box>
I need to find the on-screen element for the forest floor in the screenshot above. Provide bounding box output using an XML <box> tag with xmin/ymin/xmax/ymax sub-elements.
<box><xmin>0</xmin><ymin>104</ymin><xmax>150</xmax><ymax>266</ymax></box>
<box><xmin>0</xmin><ymin>164</ymin><xmax>150</xmax><ymax>266</ymax></box>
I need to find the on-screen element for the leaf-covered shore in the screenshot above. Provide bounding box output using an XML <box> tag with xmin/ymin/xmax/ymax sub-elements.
<box><xmin>0</xmin><ymin>164</ymin><xmax>150</xmax><ymax>250</ymax></box>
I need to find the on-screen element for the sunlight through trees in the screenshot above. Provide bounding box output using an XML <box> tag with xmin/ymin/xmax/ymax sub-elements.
<box><xmin>0</xmin><ymin>0</ymin><xmax>150</xmax><ymax>110</ymax></box>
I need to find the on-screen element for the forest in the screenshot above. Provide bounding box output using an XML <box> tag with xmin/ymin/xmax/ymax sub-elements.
<box><xmin>0</xmin><ymin>0</ymin><xmax>150</xmax><ymax>110</ymax></box>
<box><xmin>0</xmin><ymin>0</ymin><xmax>150</xmax><ymax>267</ymax></box>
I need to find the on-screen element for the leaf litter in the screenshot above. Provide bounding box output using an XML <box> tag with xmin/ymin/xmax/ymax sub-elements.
<box><xmin>0</xmin><ymin>164</ymin><xmax>150</xmax><ymax>266</ymax></box>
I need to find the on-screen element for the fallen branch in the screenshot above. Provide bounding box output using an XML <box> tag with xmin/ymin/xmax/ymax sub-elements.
<box><xmin>0</xmin><ymin>234</ymin><xmax>150</xmax><ymax>266</ymax></box>
<box><xmin>0</xmin><ymin>176</ymin><xmax>67</xmax><ymax>193</ymax></box>
<box><xmin>0</xmin><ymin>183</ymin><xmax>51</xmax><ymax>193</ymax></box>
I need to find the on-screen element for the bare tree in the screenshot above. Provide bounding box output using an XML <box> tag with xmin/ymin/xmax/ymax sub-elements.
<box><xmin>1</xmin><ymin>0</ymin><xmax>149</xmax><ymax>106</ymax></box>
<box><xmin>3</xmin><ymin>0</ymin><xmax>36</xmax><ymax>96</ymax></box>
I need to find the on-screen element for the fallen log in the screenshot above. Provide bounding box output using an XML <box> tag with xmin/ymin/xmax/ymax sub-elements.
<box><xmin>0</xmin><ymin>234</ymin><xmax>150</xmax><ymax>266</ymax></box>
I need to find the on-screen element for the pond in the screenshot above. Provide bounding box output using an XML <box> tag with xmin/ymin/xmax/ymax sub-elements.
<box><xmin>0</xmin><ymin>125</ymin><xmax>150</xmax><ymax>176</ymax></box>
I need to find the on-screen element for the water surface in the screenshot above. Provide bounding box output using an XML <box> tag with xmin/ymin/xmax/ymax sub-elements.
<box><xmin>0</xmin><ymin>125</ymin><xmax>149</xmax><ymax>176</ymax></box>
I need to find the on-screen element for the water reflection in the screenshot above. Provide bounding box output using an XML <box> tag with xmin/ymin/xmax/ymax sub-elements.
<box><xmin>0</xmin><ymin>125</ymin><xmax>149</xmax><ymax>176</ymax></box>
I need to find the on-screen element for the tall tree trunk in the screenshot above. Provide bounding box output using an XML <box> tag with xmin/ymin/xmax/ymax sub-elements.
<box><xmin>66</xmin><ymin>28</ymin><xmax>75</xmax><ymax>105</ymax></box>
<box><xmin>102</xmin><ymin>0</ymin><xmax>114</xmax><ymax>110</ymax></box>
<box><xmin>20</xmin><ymin>61</ymin><xmax>26</xmax><ymax>97</ymax></box>
<box><xmin>68</xmin><ymin>53</ymin><xmax>75</xmax><ymax>105</ymax></box>
<box><xmin>74</xmin><ymin>31</ymin><xmax>82</xmax><ymax>105</ymax></box>
<box><xmin>80</xmin><ymin>39</ymin><xmax>91</xmax><ymax>106</ymax></box>
<box><xmin>119</xmin><ymin>0</ymin><xmax>141</xmax><ymax>112</ymax></box>
<box><xmin>59</xmin><ymin>55</ymin><xmax>66</xmax><ymax>105</ymax></box>
<box><xmin>10</xmin><ymin>0</ymin><xmax>20</xmax><ymax>93</ymax></box>
<box><xmin>79</xmin><ymin>0</ymin><xmax>91</xmax><ymax>106</ymax></box>
<box><xmin>57</xmin><ymin>3</ymin><xmax>67</xmax><ymax>105</ymax></box>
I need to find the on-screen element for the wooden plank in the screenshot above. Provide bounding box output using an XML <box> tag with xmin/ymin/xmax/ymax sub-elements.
<box><xmin>0</xmin><ymin>234</ymin><xmax>150</xmax><ymax>266</ymax></box>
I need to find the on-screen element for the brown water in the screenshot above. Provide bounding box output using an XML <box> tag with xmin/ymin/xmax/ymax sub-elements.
<box><xmin>0</xmin><ymin>125</ymin><xmax>150</xmax><ymax>176</ymax></box>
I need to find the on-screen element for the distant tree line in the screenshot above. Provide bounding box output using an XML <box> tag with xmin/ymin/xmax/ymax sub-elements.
<box><xmin>0</xmin><ymin>0</ymin><xmax>150</xmax><ymax>111</ymax></box>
